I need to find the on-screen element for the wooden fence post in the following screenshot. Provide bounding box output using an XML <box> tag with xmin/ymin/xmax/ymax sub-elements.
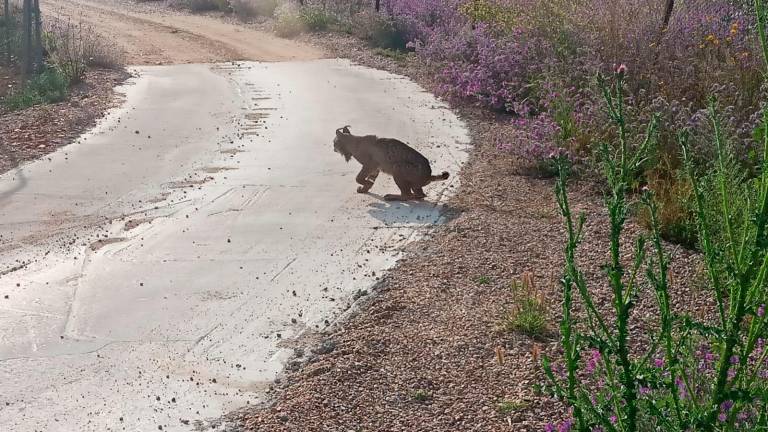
<box><xmin>33</xmin><ymin>0</ymin><xmax>41</xmax><ymax>72</ymax></box>
<box><xmin>3</xmin><ymin>0</ymin><xmax>10</xmax><ymax>65</ymax></box>
<box><xmin>21</xmin><ymin>0</ymin><xmax>31</xmax><ymax>81</ymax></box>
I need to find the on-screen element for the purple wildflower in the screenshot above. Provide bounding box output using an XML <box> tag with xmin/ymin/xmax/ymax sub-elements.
<box><xmin>675</xmin><ymin>377</ymin><xmax>687</xmax><ymax>399</ymax></box>
<box><xmin>721</xmin><ymin>400</ymin><xmax>734</xmax><ymax>412</ymax></box>
<box><xmin>585</xmin><ymin>349</ymin><xmax>601</xmax><ymax>374</ymax></box>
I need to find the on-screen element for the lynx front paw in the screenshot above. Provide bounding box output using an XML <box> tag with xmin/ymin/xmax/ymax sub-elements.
<box><xmin>357</xmin><ymin>186</ymin><xmax>369</xmax><ymax>193</ymax></box>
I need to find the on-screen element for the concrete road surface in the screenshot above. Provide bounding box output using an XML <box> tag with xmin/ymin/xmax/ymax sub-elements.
<box><xmin>0</xmin><ymin>59</ymin><xmax>469</xmax><ymax>431</ymax></box>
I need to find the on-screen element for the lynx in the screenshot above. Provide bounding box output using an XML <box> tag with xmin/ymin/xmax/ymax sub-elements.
<box><xmin>333</xmin><ymin>126</ymin><xmax>449</xmax><ymax>201</ymax></box>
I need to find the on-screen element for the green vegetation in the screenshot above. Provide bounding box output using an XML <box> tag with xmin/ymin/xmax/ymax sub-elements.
<box><xmin>3</xmin><ymin>66</ymin><xmax>67</xmax><ymax>111</ymax></box>
<box><xmin>543</xmin><ymin>4</ymin><xmax>768</xmax><ymax>422</ymax></box>
<box><xmin>411</xmin><ymin>389</ymin><xmax>430</xmax><ymax>402</ymax></box>
<box><xmin>497</xmin><ymin>399</ymin><xmax>529</xmax><ymax>415</ymax></box>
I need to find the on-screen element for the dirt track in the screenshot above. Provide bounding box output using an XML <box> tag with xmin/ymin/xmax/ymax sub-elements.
<box><xmin>42</xmin><ymin>0</ymin><xmax>326</xmax><ymax>64</ymax></box>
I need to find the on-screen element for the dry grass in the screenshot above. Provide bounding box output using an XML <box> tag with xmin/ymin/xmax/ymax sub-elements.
<box><xmin>46</xmin><ymin>17</ymin><xmax>124</xmax><ymax>84</ymax></box>
<box><xmin>273</xmin><ymin>2</ymin><xmax>305</xmax><ymax>38</ymax></box>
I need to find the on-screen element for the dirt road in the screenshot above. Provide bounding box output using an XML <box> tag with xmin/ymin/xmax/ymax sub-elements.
<box><xmin>43</xmin><ymin>0</ymin><xmax>325</xmax><ymax>64</ymax></box>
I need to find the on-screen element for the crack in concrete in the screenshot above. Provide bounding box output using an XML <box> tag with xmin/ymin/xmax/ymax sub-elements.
<box><xmin>188</xmin><ymin>323</ymin><xmax>222</xmax><ymax>353</ymax></box>
<box><xmin>269</xmin><ymin>257</ymin><xmax>297</xmax><ymax>283</ymax></box>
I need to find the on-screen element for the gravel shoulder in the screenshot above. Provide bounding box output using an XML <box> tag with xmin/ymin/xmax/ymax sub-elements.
<box><xmin>230</xmin><ymin>32</ymin><xmax>709</xmax><ymax>431</ymax></box>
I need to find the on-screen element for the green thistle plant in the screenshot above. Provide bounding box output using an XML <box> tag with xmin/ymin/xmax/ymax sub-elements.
<box><xmin>541</xmin><ymin>2</ymin><xmax>768</xmax><ymax>428</ymax></box>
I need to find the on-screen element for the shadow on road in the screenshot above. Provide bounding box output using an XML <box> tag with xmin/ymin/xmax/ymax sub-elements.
<box><xmin>365</xmin><ymin>192</ymin><xmax>449</xmax><ymax>226</ymax></box>
<box><xmin>0</xmin><ymin>169</ymin><xmax>27</xmax><ymax>207</ymax></box>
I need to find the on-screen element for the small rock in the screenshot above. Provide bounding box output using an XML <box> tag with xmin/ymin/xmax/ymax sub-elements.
<box><xmin>314</xmin><ymin>339</ymin><xmax>336</xmax><ymax>355</ymax></box>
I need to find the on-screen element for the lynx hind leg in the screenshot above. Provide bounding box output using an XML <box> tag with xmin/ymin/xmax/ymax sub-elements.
<box><xmin>356</xmin><ymin>165</ymin><xmax>377</xmax><ymax>193</ymax></box>
<box><xmin>412</xmin><ymin>186</ymin><xmax>426</xmax><ymax>200</ymax></box>
<box><xmin>366</xmin><ymin>169</ymin><xmax>380</xmax><ymax>182</ymax></box>
<box><xmin>384</xmin><ymin>176</ymin><xmax>414</xmax><ymax>201</ymax></box>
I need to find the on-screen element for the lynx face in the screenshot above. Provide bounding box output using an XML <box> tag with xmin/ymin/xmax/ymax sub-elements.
<box><xmin>333</xmin><ymin>126</ymin><xmax>353</xmax><ymax>162</ymax></box>
<box><xmin>333</xmin><ymin>136</ymin><xmax>352</xmax><ymax>162</ymax></box>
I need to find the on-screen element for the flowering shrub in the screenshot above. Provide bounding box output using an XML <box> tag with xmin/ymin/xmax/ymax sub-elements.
<box><xmin>495</xmin><ymin>115</ymin><xmax>569</xmax><ymax>177</ymax></box>
<box><xmin>353</xmin><ymin>0</ymin><xmax>762</xmax><ymax>179</ymax></box>
<box><xmin>436</xmin><ymin>25</ymin><xmax>552</xmax><ymax>113</ymax></box>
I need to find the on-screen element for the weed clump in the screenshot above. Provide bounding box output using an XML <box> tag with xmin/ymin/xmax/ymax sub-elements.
<box><xmin>501</xmin><ymin>272</ymin><xmax>549</xmax><ymax>339</ymax></box>
<box><xmin>3</xmin><ymin>67</ymin><xmax>68</xmax><ymax>111</ymax></box>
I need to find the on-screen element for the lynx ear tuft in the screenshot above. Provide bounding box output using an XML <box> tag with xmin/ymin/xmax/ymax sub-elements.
<box><xmin>336</xmin><ymin>125</ymin><xmax>351</xmax><ymax>136</ymax></box>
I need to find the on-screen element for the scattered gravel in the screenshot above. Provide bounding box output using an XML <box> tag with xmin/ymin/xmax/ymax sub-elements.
<box><xmin>0</xmin><ymin>68</ymin><xmax>130</xmax><ymax>175</ymax></box>
<box><xmin>232</xmin><ymin>32</ymin><xmax>711</xmax><ymax>431</ymax></box>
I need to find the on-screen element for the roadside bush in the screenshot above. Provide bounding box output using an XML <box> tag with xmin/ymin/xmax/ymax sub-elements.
<box><xmin>495</xmin><ymin>114</ymin><xmax>567</xmax><ymax>177</ymax></box>
<box><xmin>81</xmin><ymin>29</ymin><xmax>125</xmax><ymax>69</ymax></box>
<box><xmin>229</xmin><ymin>0</ymin><xmax>280</xmax><ymax>19</ymax></box>
<box><xmin>45</xmin><ymin>18</ymin><xmax>124</xmax><ymax>84</ymax></box>
<box><xmin>174</xmin><ymin>0</ymin><xmax>230</xmax><ymax>12</ymax></box>
<box><xmin>367</xmin><ymin>15</ymin><xmax>411</xmax><ymax>50</ymax></box>
<box><xmin>304</xmin><ymin>0</ymin><xmax>368</xmax><ymax>18</ymax></box>
<box><xmin>0</xmin><ymin>13</ymin><xmax>22</xmax><ymax>61</ymax></box>
<box><xmin>274</xmin><ymin>3</ymin><xmax>305</xmax><ymax>38</ymax></box>
<box><xmin>3</xmin><ymin>66</ymin><xmax>68</xmax><ymax>111</ymax></box>
<box><xmin>299</xmin><ymin>6</ymin><xmax>334</xmax><ymax>32</ymax></box>
<box><xmin>343</xmin><ymin>10</ymin><xmax>377</xmax><ymax>39</ymax></box>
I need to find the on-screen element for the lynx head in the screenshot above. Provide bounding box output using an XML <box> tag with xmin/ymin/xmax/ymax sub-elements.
<box><xmin>333</xmin><ymin>125</ymin><xmax>353</xmax><ymax>162</ymax></box>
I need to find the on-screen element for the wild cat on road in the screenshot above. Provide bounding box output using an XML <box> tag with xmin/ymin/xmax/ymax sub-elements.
<box><xmin>332</xmin><ymin>126</ymin><xmax>450</xmax><ymax>201</ymax></box>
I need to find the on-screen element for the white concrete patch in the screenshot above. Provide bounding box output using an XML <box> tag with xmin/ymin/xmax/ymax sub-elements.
<box><xmin>0</xmin><ymin>59</ymin><xmax>470</xmax><ymax>431</ymax></box>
